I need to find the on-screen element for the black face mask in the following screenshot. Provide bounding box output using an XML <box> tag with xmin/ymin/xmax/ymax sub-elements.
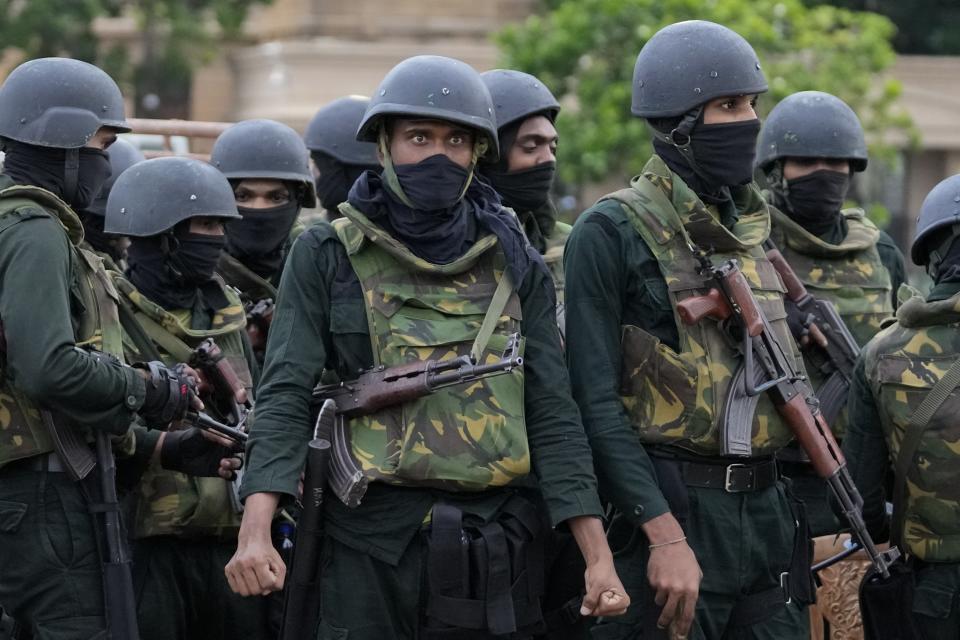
<box><xmin>484</xmin><ymin>162</ymin><xmax>556</xmax><ymax>213</ymax></box>
<box><xmin>3</xmin><ymin>141</ymin><xmax>112</xmax><ymax>210</ymax></box>
<box><xmin>393</xmin><ymin>154</ymin><xmax>471</xmax><ymax>211</ymax></box>
<box><xmin>80</xmin><ymin>213</ymin><xmax>127</xmax><ymax>263</ymax></box>
<box><xmin>312</xmin><ymin>152</ymin><xmax>376</xmax><ymax>214</ymax></box>
<box><xmin>688</xmin><ymin>118</ymin><xmax>761</xmax><ymax>192</ymax></box>
<box><xmin>226</xmin><ymin>203</ymin><xmax>300</xmax><ymax>277</ymax></box>
<box><xmin>168</xmin><ymin>232</ymin><xmax>225</xmax><ymax>285</ymax></box>
<box><xmin>785</xmin><ymin>169</ymin><xmax>850</xmax><ymax>236</ymax></box>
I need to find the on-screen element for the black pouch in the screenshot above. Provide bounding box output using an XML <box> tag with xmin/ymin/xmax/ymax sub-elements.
<box><xmin>422</xmin><ymin>495</ymin><xmax>546</xmax><ymax>640</ymax></box>
<box><xmin>783</xmin><ymin>477</ymin><xmax>817</xmax><ymax>606</ymax></box>
<box><xmin>859</xmin><ymin>561</ymin><xmax>922</xmax><ymax>640</ymax></box>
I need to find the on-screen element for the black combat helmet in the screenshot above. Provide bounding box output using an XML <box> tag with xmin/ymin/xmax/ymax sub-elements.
<box><xmin>912</xmin><ymin>173</ymin><xmax>960</xmax><ymax>267</ymax></box>
<box><xmin>0</xmin><ymin>57</ymin><xmax>130</xmax><ymax>148</ymax></box>
<box><xmin>105</xmin><ymin>156</ymin><xmax>241</xmax><ymax>237</ymax></box>
<box><xmin>304</xmin><ymin>97</ymin><xmax>379</xmax><ymax>166</ymax></box>
<box><xmin>757</xmin><ymin>91</ymin><xmax>868</xmax><ymax>173</ymax></box>
<box><xmin>357</xmin><ymin>55</ymin><xmax>499</xmax><ymax>160</ymax></box>
<box><xmin>631</xmin><ymin>20</ymin><xmax>768</xmax><ymax>118</ymax></box>
<box><xmin>210</xmin><ymin>119</ymin><xmax>317</xmax><ymax>208</ymax></box>
<box><xmin>481</xmin><ymin>69</ymin><xmax>560</xmax><ymax>132</ymax></box>
<box><xmin>85</xmin><ymin>138</ymin><xmax>146</xmax><ymax>217</ymax></box>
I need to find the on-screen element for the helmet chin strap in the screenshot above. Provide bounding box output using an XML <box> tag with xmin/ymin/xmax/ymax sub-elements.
<box><xmin>63</xmin><ymin>147</ymin><xmax>80</xmax><ymax>207</ymax></box>
<box><xmin>647</xmin><ymin>105</ymin><xmax>710</xmax><ymax>183</ymax></box>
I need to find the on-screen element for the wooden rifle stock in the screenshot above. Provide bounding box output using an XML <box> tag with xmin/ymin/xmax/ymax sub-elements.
<box><xmin>766</xmin><ymin>248</ymin><xmax>810</xmax><ymax>302</ymax></box>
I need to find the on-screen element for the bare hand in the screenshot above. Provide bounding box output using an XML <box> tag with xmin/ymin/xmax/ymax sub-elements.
<box><xmin>580</xmin><ymin>556</ymin><xmax>630</xmax><ymax>617</ymax></box>
<box><xmin>226</xmin><ymin>493</ymin><xmax>285</xmax><ymax>596</ymax></box>
<box><xmin>647</xmin><ymin>541</ymin><xmax>701</xmax><ymax>635</ymax></box>
<box><xmin>218</xmin><ymin>453</ymin><xmax>243</xmax><ymax>481</ymax></box>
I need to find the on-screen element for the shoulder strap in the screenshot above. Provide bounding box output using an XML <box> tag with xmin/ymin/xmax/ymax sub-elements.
<box><xmin>892</xmin><ymin>357</ymin><xmax>960</xmax><ymax>548</ymax></box>
<box><xmin>131</xmin><ymin>309</ymin><xmax>195</xmax><ymax>363</ymax></box>
<box><xmin>469</xmin><ymin>268</ymin><xmax>514</xmax><ymax>364</ymax></box>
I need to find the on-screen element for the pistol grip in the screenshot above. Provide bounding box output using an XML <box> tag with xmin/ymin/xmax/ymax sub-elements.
<box><xmin>677</xmin><ymin>289</ymin><xmax>731</xmax><ymax>326</ymax></box>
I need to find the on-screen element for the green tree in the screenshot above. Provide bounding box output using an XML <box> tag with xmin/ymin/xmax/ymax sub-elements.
<box><xmin>0</xmin><ymin>0</ymin><xmax>271</xmax><ymax>118</ymax></box>
<box><xmin>497</xmin><ymin>0</ymin><xmax>914</xmax><ymax>190</ymax></box>
<box><xmin>804</xmin><ymin>1</ymin><xmax>960</xmax><ymax>55</ymax></box>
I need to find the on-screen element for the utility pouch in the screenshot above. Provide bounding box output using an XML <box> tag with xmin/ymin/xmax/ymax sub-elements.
<box><xmin>423</xmin><ymin>495</ymin><xmax>546</xmax><ymax>639</ymax></box>
<box><xmin>859</xmin><ymin>560</ymin><xmax>921</xmax><ymax>640</ymax></box>
<box><xmin>783</xmin><ymin>478</ymin><xmax>817</xmax><ymax>606</ymax></box>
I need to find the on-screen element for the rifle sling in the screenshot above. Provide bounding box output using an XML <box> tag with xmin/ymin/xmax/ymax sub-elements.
<box><xmin>469</xmin><ymin>268</ymin><xmax>514</xmax><ymax>364</ymax></box>
<box><xmin>127</xmin><ymin>307</ymin><xmax>195</xmax><ymax>364</ymax></box>
<box><xmin>892</xmin><ymin>356</ymin><xmax>960</xmax><ymax>549</ymax></box>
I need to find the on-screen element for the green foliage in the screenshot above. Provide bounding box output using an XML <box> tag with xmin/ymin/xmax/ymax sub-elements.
<box><xmin>0</xmin><ymin>0</ymin><xmax>272</xmax><ymax>116</ymax></box>
<box><xmin>497</xmin><ymin>0</ymin><xmax>915</xmax><ymax>188</ymax></box>
<box><xmin>803</xmin><ymin>1</ymin><xmax>960</xmax><ymax>55</ymax></box>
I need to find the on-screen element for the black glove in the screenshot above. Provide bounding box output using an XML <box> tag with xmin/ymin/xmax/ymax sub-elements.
<box><xmin>160</xmin><ymin>428</ymin><xmax>242</xmax><ymax>478</ymax></box>
<box><xmin>135</xmin><ymin>361</ymin><xmax>195</xmax><ymax>429</ymax></box>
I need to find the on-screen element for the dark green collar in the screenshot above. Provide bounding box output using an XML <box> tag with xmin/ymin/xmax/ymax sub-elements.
<box><xmin>927</xmin><ymin>281</ymin><xmax>960</xmax><ymax>302</ymax></box>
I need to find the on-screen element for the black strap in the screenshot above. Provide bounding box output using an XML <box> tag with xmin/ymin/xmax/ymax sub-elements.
<box><xmin>479</xmin><ymin>521</ymin><xmax>516</xmax><ymax>635</ymax></box>
<box><xmin>680</xmin><ymin>458</ymin><xmax>778</xmax><ymax>492</ymax></box>
<box><xmin>428</xmin><ymin>504</ymin><xmax>468</xmax><ymax>598</ymax></box>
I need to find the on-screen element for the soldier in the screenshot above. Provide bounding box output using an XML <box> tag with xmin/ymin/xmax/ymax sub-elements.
<box><xmin>756</xmin><ymin>91</ymin><xmax>907</xmax><ymax>536</ymax></box>
<box><xmin>0</xmin><ymin>58</ymin><xmax>197</xmax><ymax>638</ymax></box>
<box><xmin>303</xmin><ymin>95</ymin><xmax>380</xmax><ymax>220</ymax></box>
<box><xmin>479</xmin><ymin>70</ymin><xmax>569</xmax><ymax>336</ymax></box>
<box><xmin>104</xmin><ymin>156</ymin><xmax>267</xmax><ymax>640</ymax></box>
<box><xmin>226</xmin><ymin>55</ymin><xmax>628</xmax><ymax>639</ymax></box>
<box><xmin>845</xmin><ymin>173</ymin><xmax>960</xmax><ymax>637</ymax></box>
<box><xmin>565</xmin><ymin>21</ymin><xmax>813</xmax><ymax>639</ymax></box>
<box><xmin>211</xmin><ymin>119</ymin><xmax>315</xmax><ymax>362</ymax></box>
<box><xmin>79</xmin><ymin>136</ymin><xmax>145</xmax><ymax>271</ymax></box>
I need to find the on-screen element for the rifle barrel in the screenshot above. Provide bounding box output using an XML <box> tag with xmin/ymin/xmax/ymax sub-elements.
<box><xmin>194</xmin><ymin>412</ymin><xmax>248</xmax><ymax>445</ymax></box>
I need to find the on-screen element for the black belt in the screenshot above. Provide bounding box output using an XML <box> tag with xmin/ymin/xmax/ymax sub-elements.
<box><xmin>2</xmin><ymin>452</ymin><xmax>67</xmax><ymax>473</ymax></box>
<box><xmin>680</xmin><ymin>458</ymin><xmax>779</xmax><ymax>493</ymax></box>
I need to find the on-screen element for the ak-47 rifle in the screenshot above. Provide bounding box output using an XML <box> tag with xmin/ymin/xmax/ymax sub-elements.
<box><xmin>313</xmin><ymin>332</ymin><xmax>524</xmax><ymax>508</ymax></box>
<box><xmin>278</xmin><ymin>399</ymin><xmax>335</xmax><ymax>640</ymax></box>
<box><xmin>189</xmin><ymin>338</ymin><xmax>251</xmax><ymax>512</ymax></box>
<box><xmin>765</xmin><ymin>242</ymin><xmax>860</xmax><ymax>425</ymax></box>
<box><xmin>245</xmin><ymin>298</ymin><xmax>274</xmax><ymax>356</ymax></box>
<box><xmin>675</xmin><ymin>257</ymin><xmax>900</xmax><ymax>579</ymax></box>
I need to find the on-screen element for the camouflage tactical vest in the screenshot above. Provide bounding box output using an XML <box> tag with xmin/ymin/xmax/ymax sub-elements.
<box><xmin>112</xmin><ymin>274</ymin><xmax>252</xmax><ymax>539</ymax></box>
<box><xmin>332</xmin><ymin>204</ymin><xmax>530</xmax><ymax>491</ymax></box>
<box><xmin>770</xmin><ymin>208</ymin><xmax>892</xmax><ymax>438</ymax></box>
<box><xmin>863</xmin><ymin>290</ymin><xmax>960</xmax><ymax>562</ymax></box>
<box><xmin>601</xmin><ymin>157</ymin><xmax>800</xmax><ymax>456</ymax></box>
<box><xmin>770</xmin><ymin>208</ymin><xmax>892</xmax><ymax>347</ymax></box>
<box><xmin>0</xmin><ymin>184</ymin><xmax>125</xmax><ymax>467</ymax></box>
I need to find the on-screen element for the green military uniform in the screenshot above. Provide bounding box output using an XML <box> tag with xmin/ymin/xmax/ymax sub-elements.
<box><xmin>566</xmin><ymin>156</ymin><xmax>808</xmax><ymax>639</ymax></box>
<box><xmin>242</xmin><ymin>208</ymin><xmax>603</xmax><ymax>637</ymax></box>
<box><xmin>0</xmin><ymin>176</ymin><xmax>146</xmax><ymax>638</ymax></box>
<box><xmin>769</xmin><ymin>207</ymin><xmax>905</xmax><ymax>535</ymax></box>
<box><xmin>110</xmin><ymin>273</ymin><xmax>266</xmax><ymax>639</ymax></box>
<box><xmin>846</xmin><ymin>282</ymin><xmax>960</xmax><ymax>636</ymax></box>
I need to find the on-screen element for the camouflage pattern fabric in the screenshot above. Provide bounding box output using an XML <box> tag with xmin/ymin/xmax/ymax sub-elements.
<box><xmin>600</xmin><ymin>155</ymin><xmax>801</xmax><ymax>456</ymax></box>
<box><xmin>542</xmin><ymin>221</ymin><xmax>570</xmax><ymax>336</ymax></box>
<box><xmin>862</xmin><ymin>289</ymin><xmax>960</xmax><ymax>562</ymax></box>
<box><xmin>333</xmin><ymin>204</ymin><xmax>530</xmax><ymax>491</ymax></box>
<box><xmin>113</xmin><ymin>274</ymin><xmax>252</xmax><ymax>539</ymax></box>
<box><xmin>771</xmin><ymin>207</ymin><xmax>892</xmax><ymax>438</ymax></box>
<box><xmin>0</xmin><ymin>185</ymin><xmax>124</xmax><ymax>466</ymax></box>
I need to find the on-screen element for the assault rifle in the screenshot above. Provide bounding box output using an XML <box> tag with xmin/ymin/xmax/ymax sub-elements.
<box><xmin>765</xmin><ymin>243</ymin><xmax>860</xmax><ymax>425</ymax></box>
<box><xmin>189</xmin><ymin>338</ymin><xmax>251</xmax><ymax>512</ymax></box>
<box><xmin>186</xmin><ymin>410</ymin><xmax>248</xmax><ymax>446</ymax></box>
<box><xmin>313</xmin><ymin>332</ymin><xmax>524</xmax><ymax>508</ymax></box>
<box><xmin>246</xmin><ymin>298</ymin><xmax>274</xmax><ymax>356</ymax></box>
<box><xmin>675</xmin><ymin>257</ymin><xmax>900</xmax><ymax>579</ymax></box>
<box><xmin>278</xmin><ymin>399</ymin><xmax>335</xmax><ymax>640</ymax></box>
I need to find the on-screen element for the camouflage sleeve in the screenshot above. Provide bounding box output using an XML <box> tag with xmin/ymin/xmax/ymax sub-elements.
<box><xmin>876</xmin><ymin>230</ymin><xmax>907</xmax><ymax>310</ymax></box>
<box><xmin>519</xmin><ymin>260</ymin><xmax>604</xmax><ymax>526</ymax></box>
<box><xmin>841</xmin><ymin>354</ymin><xmax>891</xmax><ymax>541</ymax></box>
<box><xmin>563</xmin><ymin>204</ymin><xmax>671</xmax><ymax>526</ymax></box>
<box><xmin>0</xmin><ymin>214</ymin><xmax>144</xmax><ymax>432</ymax></box>
<box><xmin>240</xmin><ymin>225</ymin><xmax>338</xmax><ymax>501</ymax></box>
